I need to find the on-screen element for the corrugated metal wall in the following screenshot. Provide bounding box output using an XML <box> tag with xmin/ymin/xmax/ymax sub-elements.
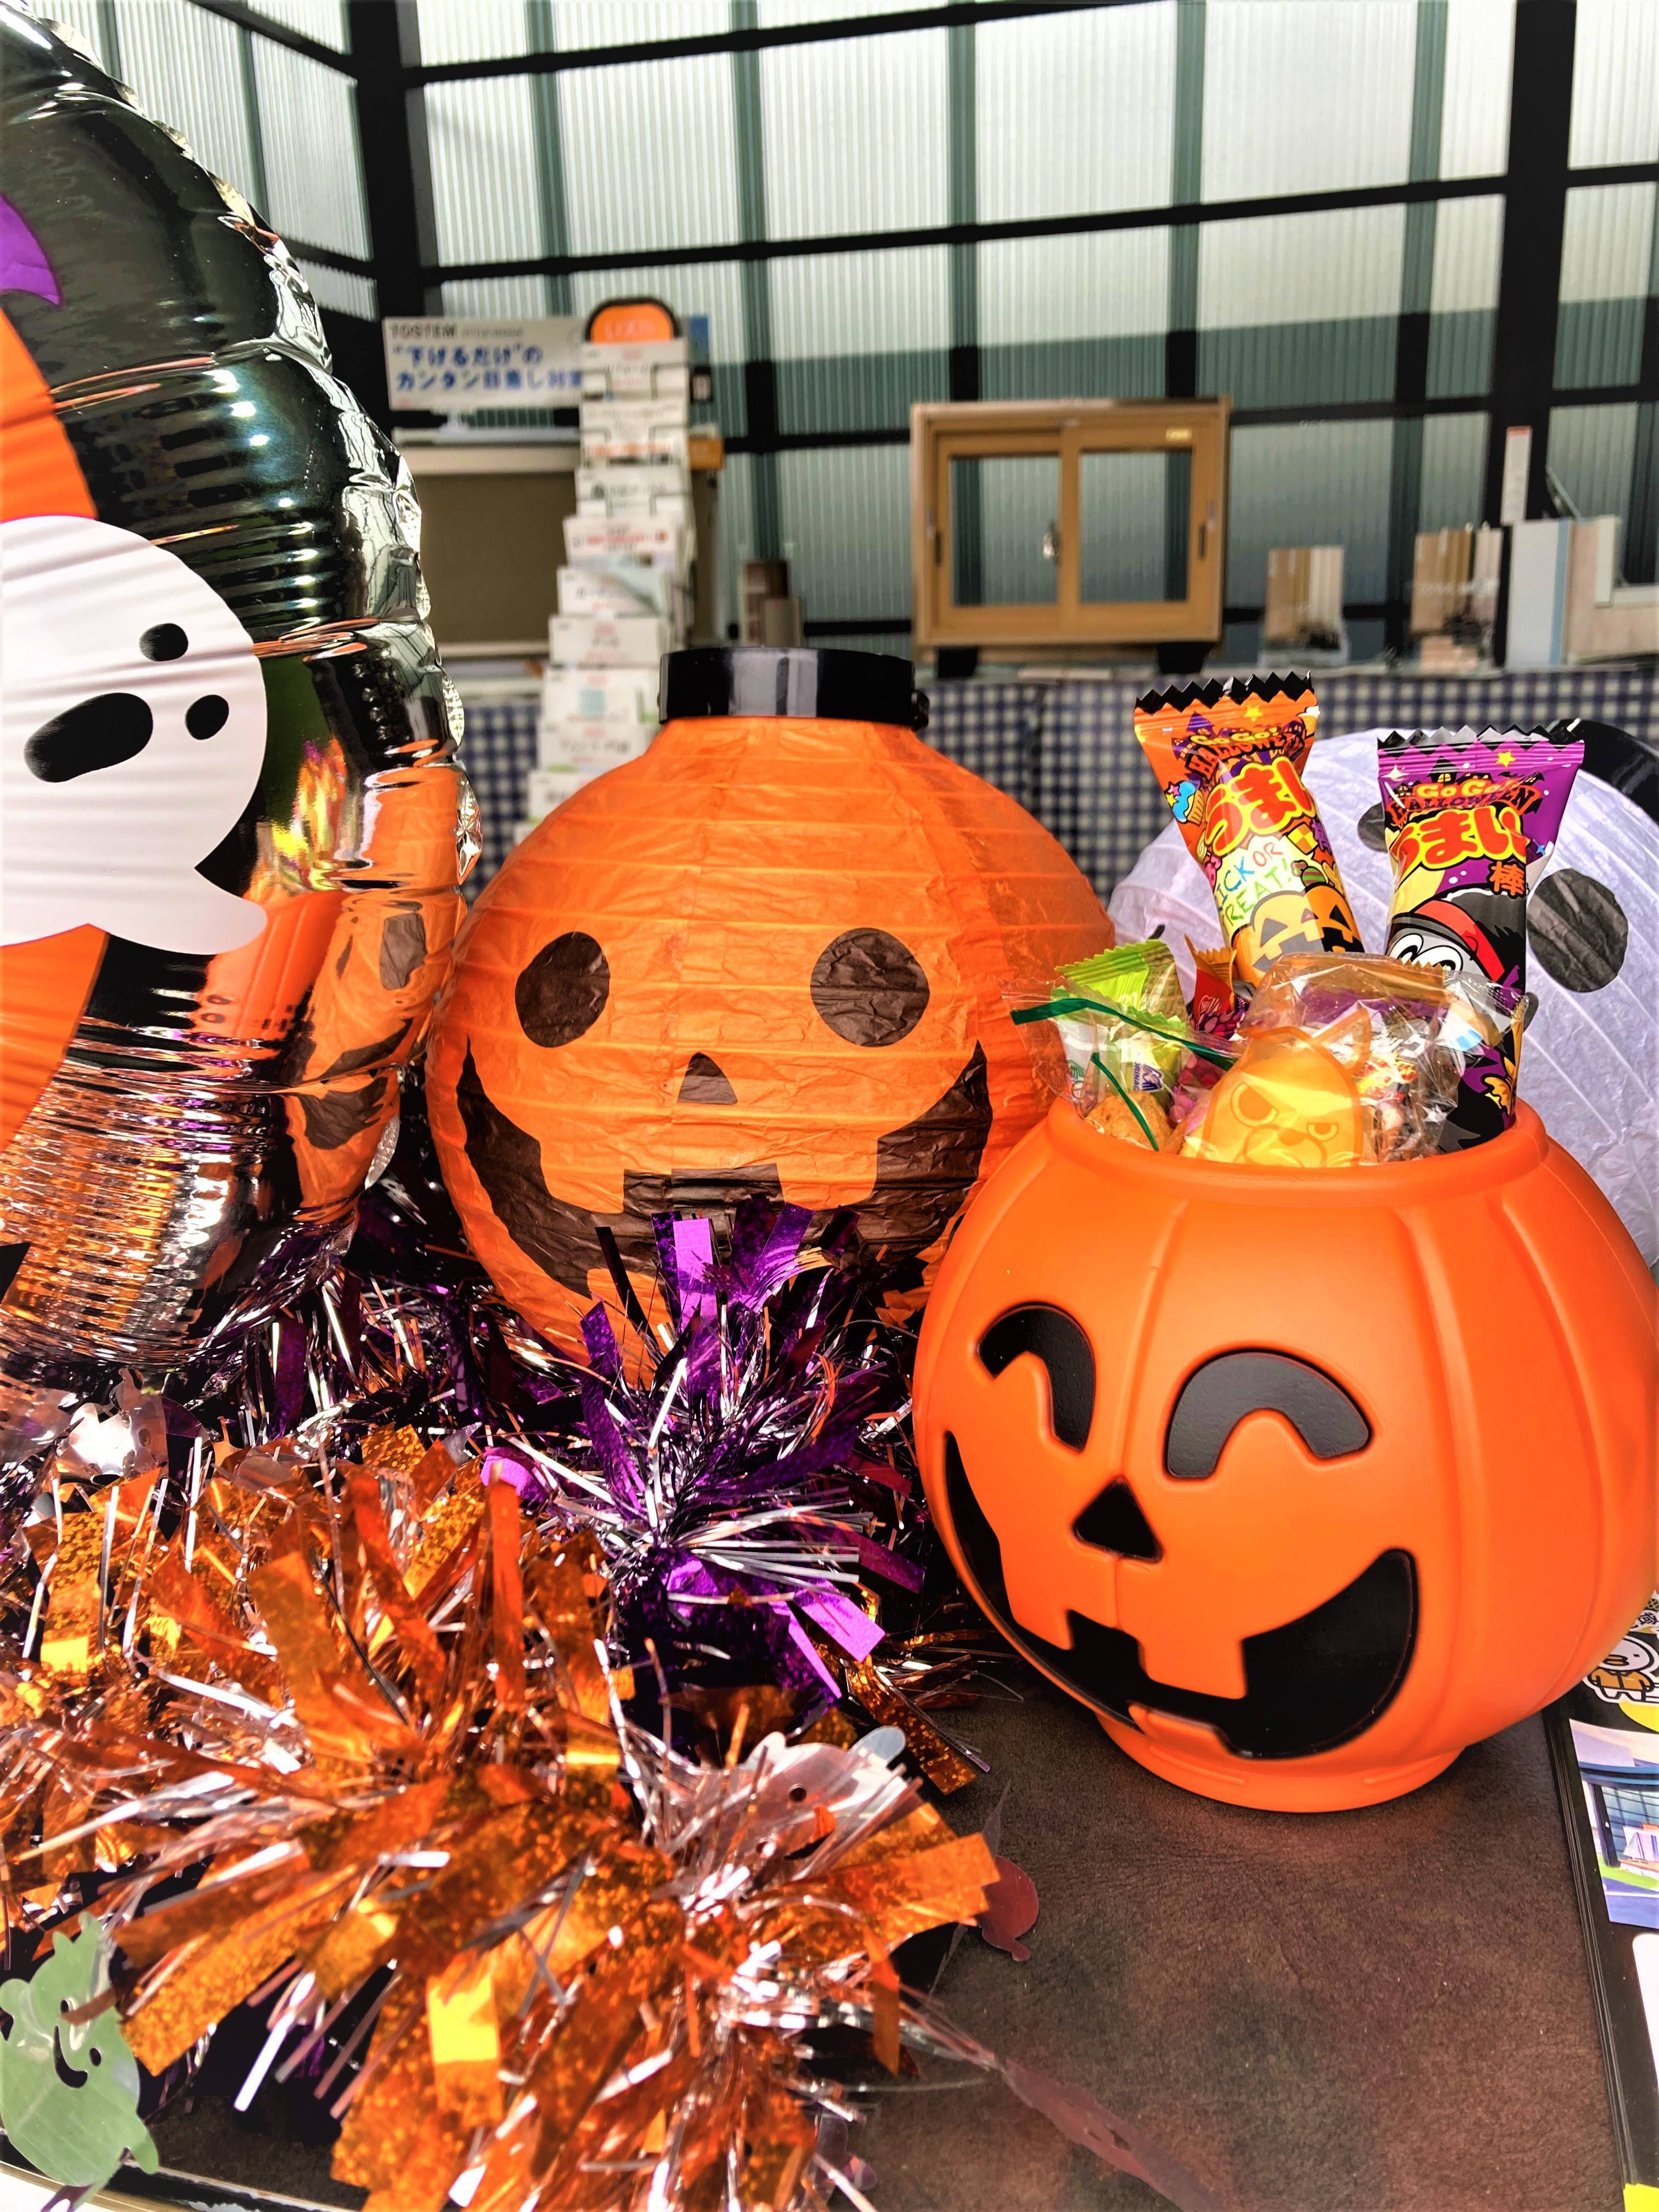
<box><xmin>406</xmin><ymin>0</ymin><xmax>1654</xmax><ymax>648</ymax></box>
<box><xmin>24</xmin><ymin>0</ymin><xmax>1659</xmax><ymax>641</ymax></box>
<box><xmin>27</xmin><ymin>0</ymin><xmax>376</xmax><ymax>317</ymax></box>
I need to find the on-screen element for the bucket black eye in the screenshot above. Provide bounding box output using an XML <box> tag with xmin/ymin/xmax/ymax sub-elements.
<box><xmin>140</xmin><ymin>622</ymin><xmax>188</xmax><ymax>661</ymax></box>
<box><xmin>811</xmin><ymin>928</ymin><xmax>929</xmax><ymax>1047</ymax></box>
<box><xmin>516</xmin><ymin>930</ymin><xmax>609</xmax><ymax>1047</ymax></box>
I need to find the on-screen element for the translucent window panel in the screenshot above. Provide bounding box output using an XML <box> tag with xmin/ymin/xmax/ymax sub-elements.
<box><xmin>1556</xmin><ymin>182</ymin><xmax>1656</xmax><ymax>386</ymax></box>
<box><xmin>1226</xmin><ymin>418</ymin><xmax>1394</xmax><ymax>601</ymax></box>
<box><xmin>253</xmin><ymin>38</ymin><xmax>368</xmax><ymax>257</ymax></box>
<box><xmin>1079</xmin><ymin>450</ymin><xmax>1188</xmax><ymax>603</ymax></box>
<box><xmin>568</xmin><ymin>261</ymin><xmax>747</xmax><ymax>360</ymax></box>
<box><xmin>1429</xmin><ymin>196</ymin><xmax>1504</xmax><ymax>312</ymax></box>
<box><xmin>1198</xmin><ymin>206</ymin><xmax>1404</xmax><ymax>329</ymax></box>
<box><xmin>976</xmin><ymin>5</ymin><xmax>1175</xmax><ymax>224</ymax></box>
<box><xmin>115</xmin><ymin>0</ymin><xmax>257</xmax><ymax>202</ymax></box>
<box><xmin>758</xmin><ymin>0</ymin><xmax>929</xmax><ymax>21</ymax></box>
<box><xmin>716</xmin><ymin>450</ymin><xmax>757</xmax><ymax>623</ymax></box>
<box><xmin>1568</xmin><ymin>0</ymin><xmax>1659</xmax><ymax>167</ymax></box>
<box><xmin>560</xmin><ymin>53</ymin><xmax>739</xmax><ymax>254</ymax></box>
<box><xmin>1439</xmin><ymin>0</ymin><xmax>1515</xmax><ymax>178</ymax></box>
<box><xmin>978</xmin><ymin>229</ymin><xmax>1169</xmax><ymax>347</ymax></box>
<box><xmin>245</xmin><ymin>0</ymin><xmax>347</xmax><ymax>48</ymax></box>
<box><xmin>33</xmin><ymin>1</ymin><xmax>112</xmax><ymax>70</ymax></box>
<box><xmin>953</xmin><ymin>456</ymin><xmax>1061</xmax><ymax>608</ymax></box>
<box><xmin>1549</xmin><ymin>403</ymin><xmax>1639</xmax><ymax>522</ymax></box>
<box><xmin>442</xmin><ymin>275</ymin><xmax>551</xmax><ymax>317</ymax></box>
<box><xmin>1203</xmin><ymin>2</ymin><xmax>1414</xmax><ymax>200</ymax></box>
<box><xmin>759</xmin><ymin>30</ymin><xmax>946</xmax><ymax>241</ymax></box>
<box><xmin>1418</xmin><ymin>411</ymin><xmax>1488</xmax><ymax>530</ymax></box>
<box><xmin>298</xmin><ymin>261</ymin><xmax>376</xmax><ymax>318</ymax></box>
<box><xmin>1559</xmin><ymin>183</ymin><xmax>1657</xmax><ymax>301</ymax></box>
<box><xmin>557</xmin><ymin>1</ymin><xmax>728</xmax><ymax>42</ymax></box>
<box><xmin>770</xmin><ymin>247</ymin><xmax>948</xmax><ymax>359</ymax></box>
<box><xmin>416</xmin><ymin>0</ymin><xmax>527</xmax><ymax>66</ymax></box>
<box><xmin>776</xmin><ymin>445</ymin><xmax>910</xmax><ymax>624</ymax></box>
<box><xmin>426</xmin><ymin>76</ymin><xmax>543</xmax><ymax>267</ymax></box>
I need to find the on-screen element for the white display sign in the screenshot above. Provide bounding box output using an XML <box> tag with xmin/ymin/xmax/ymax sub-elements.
<box><xmin>381</xmin><ymin>317</ymin><xmax>582</xmax><ymax>413</ymax></box>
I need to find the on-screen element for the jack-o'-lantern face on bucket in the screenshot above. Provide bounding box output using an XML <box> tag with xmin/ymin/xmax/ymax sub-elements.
<box><xmin>936</xmin><ymin>1313</ymin><xmax>1414</xmax><ymax>1762</ymax></box>
<box><xmin>424</xmin><ymin>693</ymin><xmax>1111</xmax><ymax>1352</ymax></box>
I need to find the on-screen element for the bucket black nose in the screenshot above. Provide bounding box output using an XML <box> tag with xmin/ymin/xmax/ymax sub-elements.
<box><xmin>678</xmin><ymin>1053</ymin><xmax>737</xmax><ymax>1105</ymax></box>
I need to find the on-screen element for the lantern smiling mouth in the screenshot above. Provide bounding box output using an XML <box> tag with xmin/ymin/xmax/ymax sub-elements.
<box><xmin>454</xmin><ymin>1041</ymin><xmax>995</xmax><ymax>1302</ymax></box>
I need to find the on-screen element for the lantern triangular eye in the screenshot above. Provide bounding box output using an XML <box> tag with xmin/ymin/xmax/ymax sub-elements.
<box><xmin>1071</xmin><ymin>1480</ymin><xmax>1161</xmax><ymax>1562</ymax></box>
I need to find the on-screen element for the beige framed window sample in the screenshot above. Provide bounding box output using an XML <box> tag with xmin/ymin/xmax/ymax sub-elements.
<box><xmin>910</xmin><ymin>399</ymin><xmax>1231</xmax><ymax>655</ymax></box>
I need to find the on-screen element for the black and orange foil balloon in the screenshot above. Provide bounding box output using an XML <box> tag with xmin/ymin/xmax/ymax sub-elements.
<box><xmin>426</xmin><ymin>648</ymin><xmax>1111</xmax><ymax>1358</ymax></box>
<box><xmin>0</xmin><ymin>16</ymin><xmax>469</xmax><ymax>1412</ymax></box>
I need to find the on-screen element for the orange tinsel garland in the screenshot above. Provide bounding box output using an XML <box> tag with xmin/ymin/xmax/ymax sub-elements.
<box><xmin>0</xmin><ymin>1425</ymin><xmax>1220</xmax><ymax>2212</ymax></box>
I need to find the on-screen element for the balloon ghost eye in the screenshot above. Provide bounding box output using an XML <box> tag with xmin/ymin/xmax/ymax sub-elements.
<box><xmin>89</xmin><ymin>2047</ymin><xmax>101</xmax><ymax>2067</ymax></box>
<box><xmin>139</xmin><ymin>622</ymin><xmax>188</xmax><ymax>662</ymax></box>
<box><xmin>810</xmin><ymin>928</ymin><xmax>929</xmax><ymax>1047</ymax></box>
<box><xmin>185</xmin><ymin>695</ymin><xmax>230</xmax><ymax>740</ymax></box>
<box><xmin>515</xmin><ymin>931</ymin><xmax>610</xmax><ymax>1047</ymax></box>
<box><xmin>24</xmin><ymin>693</ymin><xmax>154</xmax><ymax>782</ymax></box>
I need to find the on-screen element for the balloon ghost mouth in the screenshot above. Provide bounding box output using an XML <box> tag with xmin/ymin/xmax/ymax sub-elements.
<box><xmin>944</xmin><ymin>1436</ymin><xmax>1417</xmax><ymax>1759</ymax></box>
<box><xmin>453</xmin><ymin>1041</ymin><xmax>994</xmax><ymax>1302</ymax></box>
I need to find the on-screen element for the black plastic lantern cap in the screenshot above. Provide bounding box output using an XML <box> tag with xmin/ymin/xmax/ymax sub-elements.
<box><xmin>660</xmin><ymin>647</ymin><xmax>928</xmax><ymax>731</ymax></box>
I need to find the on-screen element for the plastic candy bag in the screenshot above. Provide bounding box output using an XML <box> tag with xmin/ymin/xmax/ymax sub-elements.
<box><xmin>1179</xmin><ymin>952</ymin><xmax>1506</xmax><ymax>1165</ymax></box>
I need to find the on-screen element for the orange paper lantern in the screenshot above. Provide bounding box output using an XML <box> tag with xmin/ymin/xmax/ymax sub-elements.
<box><xmin>915</xmin><ymin>1097</ymin><xmax>1658</xmax><ymax>1812</ymax></box>
<box><xmin>426</xmin><ymin>648</ymin><xmax>1110</xmax><ymax>1353</ymax></box>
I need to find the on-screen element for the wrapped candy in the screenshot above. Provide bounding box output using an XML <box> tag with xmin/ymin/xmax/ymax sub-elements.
<box><xmin>1186</xmin><ymin>940</ymin><xmax>1239</xmax><ymax>1042</ymax></box>
<box><xmin>1180</xmin><ymin>952</ymin><xmax>1498</xmax><ymax>1165</ymax></box>
<box><xmin>1133</xmin><ymin>675</ymin><xmax>1363</xmax><ymax>985</ymax></box>
<box><xmin>1057</xmin><ymin>940</ymin><xmax>1190</xmax><ymax>1103</ymax></box>
<box><xmin>1008</xmin><ymin>948</ymin><xmax>1233</xmax><ymax>1152</ymax></box>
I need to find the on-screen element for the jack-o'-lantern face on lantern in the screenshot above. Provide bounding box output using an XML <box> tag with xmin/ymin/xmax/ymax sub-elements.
<box><xmin>446</xmin><ymin>913</ymin><xmax>991</xmax><ymax>1296</ymax></box>
<box><xmin>425</xmin><ymin>699</ymin><xmax>1110</xmax><ymax>1353</ymax></box>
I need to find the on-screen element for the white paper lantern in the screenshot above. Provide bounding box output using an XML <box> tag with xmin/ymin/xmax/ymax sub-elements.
<box><xmin>1109</xmin><ymin>726</ymin><xmax>1659</xmax><ymax>1263</ymax></box>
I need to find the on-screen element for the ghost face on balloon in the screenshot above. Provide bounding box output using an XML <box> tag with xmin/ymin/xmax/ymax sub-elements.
<box><xmin>1</xmin><ymin>515</ymin><xmax>267</xmax><ymax>953</ymax></box>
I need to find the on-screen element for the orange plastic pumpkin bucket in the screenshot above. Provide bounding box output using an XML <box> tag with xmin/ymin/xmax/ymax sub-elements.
<box><xmin>915</xmin><ymin>1097</ymin><xmax>1658</xmax><ymax>1812</ymax></box>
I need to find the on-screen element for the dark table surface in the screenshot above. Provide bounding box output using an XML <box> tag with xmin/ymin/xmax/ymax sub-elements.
<box><xmin>863</xmin><ymin>1677</ymin><xmax>1619</xmax><ymax>2212</ymax></box>
<box><xmin>25</xmin><ymin>1672</ymin><xmax>1620</xmax><ymax>2212</ymax></box>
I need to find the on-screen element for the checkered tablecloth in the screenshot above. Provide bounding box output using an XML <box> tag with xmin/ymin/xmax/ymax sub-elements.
<box><xmin>454</xmin><ymin>689</ymin><xmax>541</xmax><ymax>891</ymax></box>
<box><xmin>457</xmin><ymin>666</ymin><xmax>1657</xmax><ymax>899</ymax></box>
<box><xmin>926</xmin><ymin>664</ymin><xmax>1658</xmax><ymax>896</ymax></box>
<box><xmin>918</xmin><ymin>681</ymin><xmax>1043</xmax><ymax>809</ymax></box>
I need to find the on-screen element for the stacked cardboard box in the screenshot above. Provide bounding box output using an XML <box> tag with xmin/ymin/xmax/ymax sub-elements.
<box><xmin>523</xmin><ymin>336</ymin><xmax>692</xmax><ymax>833</ymax></box>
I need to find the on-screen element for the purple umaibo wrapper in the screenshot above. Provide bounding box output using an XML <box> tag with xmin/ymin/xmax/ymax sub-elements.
<box><xmin>1379</xmin><ymin>725</ymin><xmax>1584</xmax><ymax>991</ymax></box>
<box><xmin>1379</xmin><ymin>726</ymin><xmax>1579</xmax><ymax>1148</ymax></box>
